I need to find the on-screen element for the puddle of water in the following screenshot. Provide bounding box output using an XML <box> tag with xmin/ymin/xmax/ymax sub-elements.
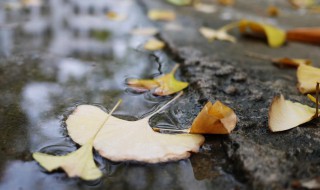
<box><xmin>0</xmin><ymin>0</ymin><xmax>243</xmax><ymax>189</ymax></box>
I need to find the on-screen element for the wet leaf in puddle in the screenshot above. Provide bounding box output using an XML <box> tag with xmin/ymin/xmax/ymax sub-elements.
<box><xmin>287</xmin><ymin>27</ymin><xmax>320</xmax><ymax>44</ymax></box>
<box><xmin>66</xmin><ymin>92</ymin><xmax>205</xmax><ymax>163</ymax></box>
<box><xmin>144</xmin><ymin>39</ymin><xmax>165</xmax><ymax>51</ymax></box>
<box><xmin>148</xmin><ymin>10</ymin><xmax>176</xmax><ymax>21</ymax></box>
<box><xmin>131</xmin><ymin>27</ymin><xmax>159</xmax><ymax>36</ymax></box>
<box><xmin>297</xmin><ymin>64</ymin><xmax>320</xmax><ymax>94</ymax></box>
<box><xmin>127</xmin><ymin>64</ymin><xmax>189</xmax><ymax>96</ymax></box>
<box><xmin>268</xmin><ymin>95</ymin><xmax>317</xmax><ymax>132</ymax></box>
<box><xmin>33</xmin><ymin>101</ymin><xmax>121</xmax><ymax>180</ymax></box>
<box><xmin>199</xmin><ymin>26</ymin><xmax>236</xmax><ymax>43</ymax></box>
<box><xmin>166</xmin><ymin>0</ymin><xmax>192</xmax><ymax>6</ymax></box>
<box><xmin>106</xmin><ymin>11</ymin><xmax>127</xmax><ymax>21</ymax></box>
<box><xmin>238</xmin><ymin>20</ymin><xmax>286</xmax><ymax>48</ymax></box>
<box><xmin>189</xmin><ymin>101</ymin><xmax>237</xmax><ymax>134</ymax></box>
<box><xmin>194</xmin><ymin>3</ymin><xmax>217</xmax><ymax>14</ymax></box>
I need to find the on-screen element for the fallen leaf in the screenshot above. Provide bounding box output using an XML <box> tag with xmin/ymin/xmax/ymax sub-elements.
<box><xmin>148</xmin><ymin>10</ymin><xmax>176</xmax><ymax>21</ymax></box>
<box><xmin>90</xmin><ymin>30</ymin><xmax>110</xmax><ymax>42</ymax></box>
<box><xmin>194</xmin><ymin>3</ymin><xmax>217</xmax><ymax>14</ymax></box>
<box><xmin>166</xmin><ymin>0</ymin><xmax>192</xmax><ymax>6</ymax></box>
<box><xmin>297</xmin><ymin>64</ymin><xmax>320</xmax><ymax>94</ymax></box>
<box><xmin>238</xmin><ymin>20</ymin><xmax>286</xmax><ymax>48</ymax></box>
<box><xmin>33</xmin><ymin>141</ymin><xmax>102</xmax><ymax>180</ymax></box>
<box><xmin>268</xmin><ymin>95</ymin><xmax>316</xmax><ymax>132</ymax></box>
<box><xmin>106</xmin><ymin>12</ymin><xmax>127</xmax><ymax>21</ymax></box>
<box><xmin>286</xmin><ymin>27</ymin><xmax>320</xmax><ymax>44</ymax></box>
<box><xmin>189</xmin><ymin>101</ymin><xmax>237</xmax><ymax>134</ymax></box>
<box><xmin>267</xmin><ymin>6</ymin><xmax>280</xmax><ymax>17</ymax></box>
<box><xmin>289</xmin><ymin>0</ymin><xmax>315</xmax><ymax>8</ymax></box>
<box><xmin>33</xmin><ymin>100</ymin><xmax>121</xmax><ymax>180</ymax></box>
<box><xmin>199</xmin><ymin>26</ymin><xmax>236</xmax><ymax>43</ymax></box>
<box><xmin>301</xmin><ymin>177</ymin><xmax>320</xmax><ymax>189</ymax></box>
<box><xmin>144</xmin><ymin>39</ymin><xmax>165</xmax><ymax>51</ymax></box>
<box><xmin>272</xmin><ymin>57</ymin><xmax>312</xmax><ymax>67</ymax></box>
<box><xmin>131</xmin><ymin>27</ymin><xmax>159</xmax><ymax>36</ymax></box>
<box><xmin>127</xmin><ymin>64</ymin><xmax>189</xmax><ymax>96</ymax></box>
<box><xmin>217</xmin><ymin>0</ymin><xmax>235</xmax><ymax>6</ymax></box>
<box><xmin>22</xmin><ymin>0</ymin><xmax>42</xmax><ymax>7</ymax></box>
<box><xmin>66</xmin><ymin>92</ymin><xmax>205</xmax><ymax>163</ymax></box>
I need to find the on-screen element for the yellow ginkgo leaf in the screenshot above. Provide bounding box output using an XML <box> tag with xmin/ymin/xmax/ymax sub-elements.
<box><xmin>189</xmin><ymin>101</ymin><xmax>237</xmax><ymax>134</ymax></box>
<box><xmin>144</xmin><ymin>39</ymin><xmax>165</xmax><ymax>51</ymax></box>
<box><xmin>297</xmin><ymin>64</ymin><xmax>320</xmax><ymax>94</ymax></box>
<box><xmin>66</xmin><ymin>92</ymin><xmax>205</xmax><ymax>163</ymax></box>
<box><xmin>238</xmin><ymin>20</ymin><xmax>286</xmax><ymax>48</ymax></box>
<box><xmin>131</xmin><ymin>27</ymin><xmax>159</xmax><ymax>36</ymax></box>
<box><xmin>148</xmin><ymin>10</ymin><xmax>176</xmax><ymax>21</ymax></box>
<box><xmin>33</xmin><ymin>140</ymin><xmax>102</xmax><ymax>181</ymax></box>
<box><xmin>127</xmin><ymin>64</ymin><xmax>189</xmax><ymax>96</ymax></box>
<box><xmin>268</xmin><ymin>95</ymin><xmax>316</xmax><ymax>132</ymax></box>
<box><xmin>199</xmin><ymin>26</ymin><xmax>236</xmax><ymax>43</ymax></box>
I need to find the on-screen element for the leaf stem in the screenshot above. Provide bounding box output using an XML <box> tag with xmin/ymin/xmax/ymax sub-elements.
<box><xmin>170</xmin><ymin>64</ymin><xmax>180</xmax><ymax>75</ymax></box>
<box><xmin>219</xmin><ymin>21</ymin><xmax>239</xmax><ymax>32</ymax></box>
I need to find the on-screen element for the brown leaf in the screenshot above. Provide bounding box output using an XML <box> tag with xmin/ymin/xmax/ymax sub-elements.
<box><xmin>272</xmin><ymin>57</ymin><xmax>312</xmax><ymax>67</ymax></box>
<box><xmin>287</xmin><ymin>27</ymin><xmax>320</xmax><ymax>44</ymax></box>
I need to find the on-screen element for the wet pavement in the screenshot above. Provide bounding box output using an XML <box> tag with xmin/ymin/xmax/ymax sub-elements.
<box><xmin>0</xmin><ymin>0</ymin><xmax>320</xmax><ymax>189</ymax></box>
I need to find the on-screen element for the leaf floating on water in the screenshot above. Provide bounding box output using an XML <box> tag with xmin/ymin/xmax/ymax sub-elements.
<box><xmin>66</xmin><ymin>92</ymin><xmax>205</xmax><ymax>163</ymax></box>
<box><xmin>199</xmin><ymin>27</ymin><xmax>236</xmax><ymax>43</ymax></box>
<box><xmin>131</xmin><ymin>27</ymin><xmax>159</xmax><ymax>36</ymax></box>
<box><xmin>148</xmin><ymin>10</ymin><xmax>176</xmax><ymax>21</ymax></box>
<box><xmin>33</xmin><ymin>141</ymin><xmax>102</xmax><ymax>180</ymax></box>
<box><xmin>238</xmin><ymin>20</ymin><xmax>286</xmax><ymax>48</ymax></box>
<box><xmin>166</xmin><ymin>0</ymin><xmax>192</xmax><ymax>6</ymax></box>
<box><xmin>194</xmin><ymin>3</ymin><xmax>217</xmax><ymax>14</ymax></box>
<box><xmin>127</xmin><ymin>64</ymin><xmax>189</xmax><ymax>96</ymax></box>
<box><xmin>289</xmin><ymin>0</ymin><xmax>315</xmax><ymax>8</ymax></box>
<box><xmin>190</xmin><ymin>101</ymin><xmax>237</xmax><ymax>134</ymax></box>
<box><xmin>273</xmin><ymin>58</ymin><xmax>312</xmax><ymax>67</ymax></box>
<box><xmin>286</xmin><ymin>27</ymin><xmax>320</xmax><ymax>44</ymax></box>
<box><xmin>268</xmin><ymin>95</ymin><xmax>316</xmax><ymax>132</ymax></box>
<box><xmin>106</xmin><ymin>12</ymin><xmax>127</xmax><ymax>21</ymax></box>
<box><xmin>217</xmin><ymin>0</ymin><xmax>235</xmax><ymax>6</ymax></box>
<box><xmin>297</xmin><ymin>65</ymin><xmax>320</xmax><ymax>94</ymax></box>
<box><xmin>144</xmin><ymin>39</ymin><xmax>165</xmax><ymax>51</ymax></box>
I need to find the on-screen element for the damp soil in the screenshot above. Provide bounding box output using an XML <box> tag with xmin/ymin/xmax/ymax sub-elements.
<box><xmin>0</xmin><ymin>0</ymin><xmax>320</xmax><ymax>190</ymax></box>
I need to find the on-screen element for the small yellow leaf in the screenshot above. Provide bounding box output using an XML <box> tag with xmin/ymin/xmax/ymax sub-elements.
<box><xmin>131</xmin><ymin>27</ymin><xmax>159</xmax><ymax>36</ymax></box>
<box><xmin>127</xmin><ymin>64</ymin><xmax>189</xmax><ymax>96</ymax></box>
<box><xmin>106</xmin><ymin>12</ymin><xmax>127</xmax><ymax>21</ymax></box>
<box><xmin>33</xmin><ymin>141</ymin><xmax>102</xmax><ymax>180</ymax></box>
<box><xmin>194</xmin><ymin>3</ymin><xmax>217</xmax><ymax>14</ymax></box>
<box><xmin>190</xmin><ymin>101</ymin><xmax>237</xmax><ymax>134</ymax></box>
<box><xmin>144</xmin><ymin>39</ymin><xmax>165</xmax><ymax>51</ymax></box>
<box><xmin>272</xmin><ymin>58</ymin><xmax>312</xmax><ymax>67</ymax></box>
<box><xmin>238</xmin><ymin>20</ymin><xmax>286</xmax><ymax>48</ymax></box>
<box><xmin>148</xmin><ymin>10</ymin><xmax>176</xmax><ymax>21</ymax></box>
<box><xmin>268</xmin><ymin>95</ymin><xmax>316</xmax><ymax>132</ymax></box>
<box><xmin>199</xmin><ymin>27</ymin><xmax>236</xmax><ymax>43</ymax></box>
<box><xmin>297</xmin><ymin>64</ymin><xmax>320</xmax><ymax>94</ymax></box>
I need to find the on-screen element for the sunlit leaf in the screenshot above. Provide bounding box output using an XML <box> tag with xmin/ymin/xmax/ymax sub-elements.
<box><xmin>199</xmin><ymin>27</ymin><xmax>236</xmax><ymax>43</ymax></box>
<box><xmin>148</xmin><ymin>10</ymin><xmax>176</xmax><ymax>21</ymax></box>
<box><xmin>189</xmin><ymin>101</ymin><xmax>237</xmax><ymax>134</ymax></box>
<box><xmin>217</xmin><ymin>0</ymin><xmax>235</xmax><ymax>6</ymax></box>
<box><xmin>272</xmin><ymin>58</ymin><xmax>312</xmax><ymax>67</ymax></box>
<box><xmin>297</xmin><ymin>64</ymin><xmax>320</xmax><ymax>94</ymax></box>
<box><xmin>268</xmin><ymin>95</ymin><xmax>316</xmax><ymax>132</ymax></box>
<box><xmin>287</xmin><ymin>27</ymin><xmax>320</xmax><ymax>44</ymax></box>
<box><xmin>238</xmin><ymin>20</ymin><xmax>286</xmax><ymax>48</ymax></box>
<box><xmin>66</xmin><ymin>93</ymin><xmax>205</xmax><ymax>163</ymax></box>
<box><xmin>33</xmin><ymin>140</ymin><xmax>102</xmax><ymax>180</ymax></box>
<box><xmin>127</xmin><ymin>64</ymin><xmax>189</xmax><ymax>96</ymax></box>
<box><xmin>166</xmin><ymin>0</ymin><xmax>192</xmax><ymax>6</ymax></box>
<box><xmin>289</xmin><ymin>0</ymin><xmax>315</xmax><ymax>8</ymax></box>
<box><xmin>144</xmin><ymin>39</ymin><xmax>165</xmax><ymax>51</ymax></box>
<box><xmin>194</xmin><ymin>3</ymin><xmax>217</xmax><ymax>14</ymax></box>
<box><xmin>106</xmin><ymin>12</ymin><xmax>127</xmax><ymax>21</ymax></box>
<box><xmin>131</xmin><ymin>27</ymin><xmax>159</xmax><ymax>36</ymax></box>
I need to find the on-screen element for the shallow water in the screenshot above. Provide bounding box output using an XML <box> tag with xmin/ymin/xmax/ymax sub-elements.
<box><xmin>0</xmin><ymin>0</ymin><xmax>242</xmax><ymax>189</ymax></box>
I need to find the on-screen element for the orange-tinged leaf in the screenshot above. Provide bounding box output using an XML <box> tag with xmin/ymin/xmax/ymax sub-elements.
<box><xmin>144</xmin><ymin>39</ymin><xmax>165</xmax><ymax>51</ymax></box>
<box><xmin>217</xmin><ymin>0</ymin><xmax>235</xmax><ymax>6</ymax></box>
<box><xmin>267</xmin><ymin>6</ymin><xmax>280</xmax><ymax>17</ymax></box>
<box><xmin>127</xmin><ymin>64</ymin><xmax>189</xmax><ymax>96</ymax></box>
<box><xmin>268</xmin><ymin>95</ymin><xmax>316</xmax><ymax>132</ymax></box>
<box><xmin>190</xmin><ymin>101</ymin><xmax>237</xmax><ymax>134</ymax></box>
<box><xmin>148</xmin><ymin>10</ymin><xmax>176</xmax><ymax>21</ymax></box>
<box><xmin>287</xmin><ymin>27</ymin><xmax>320</xmax><ymax>44</ymax></box>
<box><xmin>297</xmin><ymin>64</ymin><xmax>320</xmax><ymax>94</ymax></box>
<box><xmin>239</xmin><ymin>20</ymin><xmax>286</xmax><ymax>48</ymax></box>
<box><xmin>272</xmin><ymin>58</ymin><xmax>312</xmax><ymax>67</ymax></box>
